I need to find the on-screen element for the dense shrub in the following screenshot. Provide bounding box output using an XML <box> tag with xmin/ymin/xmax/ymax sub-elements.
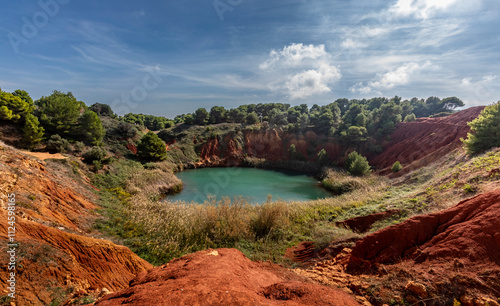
<box><xmin>22</xmin><ymin>114</ymin><xmax>44</xmax><ymax>147</ymax></box>
<box><xmin>83</xmin><ymin>146</ymin><xmax>107</xmax><ymax>164</ymax></box>
<box><xmin>46</xmin><ymin>134</ymin><xmax>71</xmax><ymax>153</ymax></box>
<box><xmin>79</xmin><ymin>110</ymin><xmax>105</xmax><ymax>145</ymax></box>
<box><xmin>391</xmin><ymin>161</ymin><xmax>403</xmax><ymax>172</ymax></box>
<box><xmin>137</xmin><ymin>131</ymin><xmax>167</xmax><ymax>161</ymax></box>
<box><xmin>345</xmin><ymin>151</ymin><xmax>371</xmax><ymax>176</ymax></box>
<box><xmin>463</xmin><ymin>102</ymin><xmax>500</xmax><ymax>155</ymax></box>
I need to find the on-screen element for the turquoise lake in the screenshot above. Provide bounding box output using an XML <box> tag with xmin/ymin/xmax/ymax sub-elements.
<box><xmin>166</xmin><ymin>167</ymin><xmax>331</xmax><ymax>204</ymax></box>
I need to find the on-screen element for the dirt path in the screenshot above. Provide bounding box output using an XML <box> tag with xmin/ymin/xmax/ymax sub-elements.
<box><xmin>21</xmin><ymin>151</ymin><xmax>68</xmax><ymax>160</ymax></box>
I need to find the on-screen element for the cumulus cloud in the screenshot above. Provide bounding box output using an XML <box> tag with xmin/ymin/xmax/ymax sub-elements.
<box><xmin>350</xmin><ymin>61</ymin><xmax>433</xmax><ymax>94</ymax></box>
<box><xmin>260</xmin><ymin>43</ymin><xmax>341</xmax><ymax>99</ymax></box>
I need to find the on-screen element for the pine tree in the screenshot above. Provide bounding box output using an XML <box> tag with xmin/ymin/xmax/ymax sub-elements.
<box><xmin>137</xmin><ymin>131</ymin><xmax>167</xmax><ymax>161</ymax></box>
<box><xmin>462</xmin><ymin>102</ymin><xmax>500</xmax><ymax>154</ymax></box>
<box><xmin>23</xmin><ymin>114</ymin><xmax>44</xmax><ymax>147</ymax></box>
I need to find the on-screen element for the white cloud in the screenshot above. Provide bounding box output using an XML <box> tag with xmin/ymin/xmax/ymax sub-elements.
<box><xmin>350</xmin><ymin>61</ymin><xmax>433</xmax><ymax>93</ymax></box>
<box><xmin>259</xmin><ymin>43</ymin><xmax>329</xmax><ymax>70</ymax></box>
<box><xmin>460</xmin><ymin>75</ymin><xmax>498</xmax><ymax>105</ymax></box>
<box><xmin>388</xmin><ymin>0</ymin><xmax>479</xmax><ymax>19</ymax></box>
<box><xmin>260</xmin><ymin>43</ymin><xmax>341</xmax><ymax>99</ymax></box>
<box><xmin>286</xmin><ymin>62</ymin><xmax>341</xmax><ymax>99</ymax></box>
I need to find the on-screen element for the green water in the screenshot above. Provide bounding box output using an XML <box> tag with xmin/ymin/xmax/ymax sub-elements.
<box><xmin>166</xmin><ymin>167</ymin><xmax>331</xmax><ymax>204</ymax></box>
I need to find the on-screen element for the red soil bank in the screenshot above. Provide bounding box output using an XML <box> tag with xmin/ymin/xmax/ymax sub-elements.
<box><xmin>0</xmin><ymin>145</ymin><xmax>152</xmax><ymax>305</ymax></box>
<box><xmin>370</xmin><ymin>106</ymin><xmax>484</xmax><ymax>176</ymax></box>
<box><xmin>347</xmin><ymin>188</ymin><xmax>500</xmax><ymax>270</ymax></box>
<box><xmin>96</xmin><ymin>248</ymin><xmax>360</xmax><ymax>306</ymax></box>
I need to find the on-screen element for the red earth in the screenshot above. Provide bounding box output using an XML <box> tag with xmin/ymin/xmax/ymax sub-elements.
<box><xmin>95</xmin><ymin>248</ymin><xmax>361</xmax><ymax>306</ymax></box>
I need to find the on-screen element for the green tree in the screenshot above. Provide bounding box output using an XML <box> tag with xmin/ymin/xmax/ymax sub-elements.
<box><xmin>36</xmin><ymin>91</ymin><xmax>82</xmax><ymax>135</ymax></box>
<box><xmin>209</xmin><ymin>106</ymin><xmax>227</xmax><ymax>124</ymax></box>
<box><xmin>90</xmin><ymin>103</ymin><xmax>114</xmax><ymax>117</ymax></box>
<box><xmin>137</xmin><ymin>131</ymin><xmax>167</xmax><ymax>161</ymax></box>
<box><xmin>193</xmin><ymin>108</ymin><xmax>209</xmax><ymax>125</ymax></box>
<box><xmin>12</xmin><ymin>89</ymin><xmax>34</xmax><ymax>110</ymax></box>
<box><xmin>228</xmin><ymin>108</ymin><xmax>246</xmax><ymax>123</ymax></box>
<box><xmin>246</xmin><ymin>112</ymin><xmax>259</xmax><ymax>125</ymax></box>
<box><xmin>79</xmin><ymin>110</ymin><xmax>105</xmax><ymax>145</ymax></box>
<box><xmin>462</xmin><ymin>102</ymin><xmax>500</xmax><ymax>154</ymax></box>
<box><xmin>0</xmin><ymin>90</ymin><xmax>32</xmax><ymax>122</ymax></box>
<box><xmin>23</xmin><ymin>114</ymin><xmax>44</xmax><ymax>147</ymax></box>
<box><xmin>346</xmin><ymin>152</ymin><xmax>371</xmax><ymax>176</ymax></box>
<box><xmin>391</xmin><ymin>161</ymin><xmax>403</xmax><ymax>172</ymax></box>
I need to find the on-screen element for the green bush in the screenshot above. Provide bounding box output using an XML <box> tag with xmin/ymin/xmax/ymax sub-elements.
<box><xmin>345</xmin><ymin>151</ymin><xmax>371</xmax><ymax>176</ymax></box>
<box><xmin>73</xmin><ymin>141</ymin><xmax>85</xmax><ymax>153</ymax></box>
<box><xmin>137</xmin><ymin>131</ymin><xmax>167</xmax><ymax>161</ymax></box>
<box><xmin>403</xmin><ymin>113</ymin><xmax>416</xmax><ymax>122</ymax></box>
<box><xmin>391</xmin><ymin>161</ymin><xmax>403</xmax><ymax>172</ymax></box>
<box><xmin>23</xmin><ymin>114</ymin><xmax>44</xmax><ymax>147</ymax></box>
<box><xmin>83</xmin><ymin>146</ymin><xmax>107</xmax><ymax>164</ymax></box>
<box><xmin>463</xmin><ymin>102</ymin><xmax>500</xmax><ymax>155</ymax></box>
<box><xmin>46</xmin><ymin>134</ymin><xmax>71</xmax><ymax>153</ymax></box>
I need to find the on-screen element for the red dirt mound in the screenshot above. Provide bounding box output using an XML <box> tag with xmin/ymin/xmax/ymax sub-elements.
<box><xmin>370</xmin><ymin>106</ymin><xmax>484</xmax><ymax>176</ymax></box>
<box><xmin>347</xmin><ymin>188</ymin><xmax>500</xmax><ymax>270</ymax></box>
<box><xmin>95</xmin><ymin>248</ymin><xmax>360</xmax><ymax>306</ymax></box>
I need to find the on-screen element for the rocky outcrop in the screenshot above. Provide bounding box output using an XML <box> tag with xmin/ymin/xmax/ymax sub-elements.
<box><xmin>95</xmin><ymin>248</ymin><xmax>360</xmax><ymax>306</ymax></box>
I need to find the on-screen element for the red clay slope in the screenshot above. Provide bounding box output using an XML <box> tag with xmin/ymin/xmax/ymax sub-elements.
<box><xmin>0</xmin><ymin>143</ymin><xmax>152</xmax><ymax>305</ymax></box>
<box><xmin>347</xmin><ymin>188</ymin><xmax>500</xmax><ymax>270</ymax></box>
<box><xmin>370</xmin><ymin>106</ymin><xmax>484</xmax><ymax>176</ymax></box>
<box><xmin>96</xmin><ymin>248</ymin><xmax>360</xmax><ymax>306</ymax></box>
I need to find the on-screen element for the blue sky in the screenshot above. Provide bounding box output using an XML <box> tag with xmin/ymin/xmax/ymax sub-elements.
<box><xmin>1</xmin><ymin>0</ymin><xmax>499</xmax><ymax>118</ymax></box>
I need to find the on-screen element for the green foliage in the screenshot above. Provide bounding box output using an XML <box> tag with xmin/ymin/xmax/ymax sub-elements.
<box><xmin>345</xmin><ymin>151</ymin><xmax>371</xmax><ymax>176</ymax></box>
<box><xmin>79</xmin><ymin>110</ymin><xmax>105</xmax><ymax>145</ymax></box>
<box><xmin>288</xmin><ymin>144</ymin><xmax>297</xmax><ymax>159</ymax></box>
<box><xmin>193</xmin><ymin>108</ymin><xmax>209</xmax><ymax>125</ymax></box>
<box><xmin>36</xmin><ymin>91</ymin><xmax>82</xmax><ymax>135</ymax></box>
<box><xmin>123</xmin><ymin>113</ymin><xmax>174</xmax><ymax>130</ymax></box>
<box><xmin>317</xmin><ymin>148</ymin><xmax>329</xmax><ymax>166</ymax></box>
<box><xmin>83</xmin><ymin>146</ymin><xmax>107</xmax><ymax>164</ymax></box>
<box><xmin>391</xmin><ymin>161</ymin><xmax>403</xmax><ymax>172</ymax></box>
<box><xmin>463</xmin><ymin>102</ymin><xmax>500</xmax><ymax>155</ymax></box>
<box><xmin>0</xmin><ymin>89</ymin><xmax>33</xmax><ymax>122</ymax></box>
<box><xmin>22</xmin><ymin>114</ymin><xmax>44</xmax><ymax>147</ymax></box>
<box><xmin>137</xmin><ymin>131</ymin><xmax>167</xmax><ymax>161</ymax></box>
<box><xmin>246</xmin><ymin>111</ymin><xmax>259</xmax><ymax>125</ymax></box>
<box><xmin>46</xmin><ymin>134</ymin><xmax>71</xmax><ymax>153</ymax></box>
<box><xmin>209</xmin><ymin>106</ymin><xmax>227</xmax><ymax>124</ymax></box>
<box><xmin>73</xmin><ymin>141</ymin><xmax>85</xmax><ymax>153</ymax></box>
<box><xmin>403</xmin><ymin>113</ymin><xmax>416</xmax><ymax>122</ymax></box>
<box><xmin>341</xmin><ymin>126</ymin><xmax>368</xmax><ymax>143</ymax></box>
<box><xmin>90</xmin><ymin>103</ymin><xmax>114</xmax><ymax>117</ymax></box>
